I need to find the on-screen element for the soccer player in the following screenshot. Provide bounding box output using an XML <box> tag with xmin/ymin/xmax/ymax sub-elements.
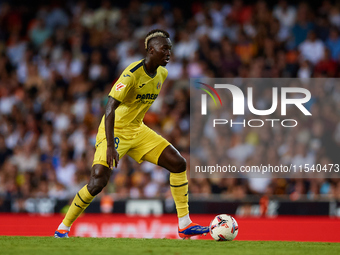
<box><xmin>54</xmin><ymin>29</ymin><xmax>209</xmax><ymax>239</ymax></box>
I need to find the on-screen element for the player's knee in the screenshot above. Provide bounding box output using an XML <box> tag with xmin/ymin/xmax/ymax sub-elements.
<box><xmin>173</xmin><ymin>156</ymin><xmax>187</xmax><ymax>173</ymax></box>
<box><xmin>88</xmin><ymin>176</ymin><xmax>108</xmax><ymax>196</ymax></box>
<box><xmin>87</xmin><ymin>165</ymin><xmax>111</xmax><ymax>196</ymax></box>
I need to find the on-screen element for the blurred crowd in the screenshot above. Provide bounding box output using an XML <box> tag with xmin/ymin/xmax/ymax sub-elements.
<box><xmin>0</xmin><ymin>0</ymin><xmax>340</xmax><ymax>210</ymax></box>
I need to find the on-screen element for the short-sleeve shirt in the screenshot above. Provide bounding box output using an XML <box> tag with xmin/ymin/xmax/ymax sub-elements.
<box><xmin>97</xmin><ymin>59</ymin><xmax>168</xmax><ymax>139</ymax></box>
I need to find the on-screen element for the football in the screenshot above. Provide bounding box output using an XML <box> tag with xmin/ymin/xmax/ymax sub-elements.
<box><xmin>209</xmin><ymin>214</ymin><xmax>239</xmax><ymax>241</ymax></box>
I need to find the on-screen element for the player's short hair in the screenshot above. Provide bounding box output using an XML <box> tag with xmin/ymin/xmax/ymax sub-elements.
<box><xmin>145</xmin><ymin>29</ymin><xmax>170</xmax><ymax>51</ymax></box>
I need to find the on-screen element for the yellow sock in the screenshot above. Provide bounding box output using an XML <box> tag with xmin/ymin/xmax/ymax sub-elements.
<box><xmin>62</xmin><ymin>185</ymin><xmax>95</xmax><ymax>227</ymax></box>
<box><xmin>170</xmin><ymin>171</ymin><xmax>189</xmax><ymax>218</ymax></box>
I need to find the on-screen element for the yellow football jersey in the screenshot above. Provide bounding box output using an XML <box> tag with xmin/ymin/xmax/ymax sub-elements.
<box><xmin>97</xmin><ymin>59</ymin><xmax>168</xmax><ymax>140</ymax></box>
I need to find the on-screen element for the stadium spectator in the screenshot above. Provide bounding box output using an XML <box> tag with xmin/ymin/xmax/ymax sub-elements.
<box><xmin>299</xmin><ymin>31</ymin><xmax>325</xmax><ymax>65</ymax></box>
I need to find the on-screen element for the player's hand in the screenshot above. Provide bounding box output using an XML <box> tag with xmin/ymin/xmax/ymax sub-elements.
<box><xmin>107</xmin><ymin>145</ymin><xmax>119</xmax><ymax>169</ymax></box>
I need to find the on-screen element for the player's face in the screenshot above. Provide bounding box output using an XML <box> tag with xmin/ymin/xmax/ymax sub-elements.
<box><xmin>152</xmin><ymin>38</ymin><xmax>172</xmax><ymax>66</ymax></box>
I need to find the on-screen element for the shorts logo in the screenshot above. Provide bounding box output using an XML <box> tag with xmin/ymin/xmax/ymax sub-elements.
<box><xmin>115</xmin><ymin>83</ymin><xmax>126</xmax><ymax>91</ymax></box>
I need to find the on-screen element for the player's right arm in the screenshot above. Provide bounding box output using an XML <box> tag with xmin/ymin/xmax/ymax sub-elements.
<box><xmin>105</xmin><ymin>96</ymin><xmax>120</xmax><ymax>169</ymax></box>
<box><xmin>106</xmin><ymin>69</ymin><xmax>136</xmax><ymax>168</ymax></box>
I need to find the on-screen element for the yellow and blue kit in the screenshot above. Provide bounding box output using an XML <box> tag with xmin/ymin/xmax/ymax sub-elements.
<box><xmin>93</xmin><ymin>59</ymin><xmax>170</xmax><ymax>168</ymax></box>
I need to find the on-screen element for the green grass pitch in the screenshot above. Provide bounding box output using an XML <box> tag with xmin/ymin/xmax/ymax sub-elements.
<box><xmin>1</xmin><ymin>237</ymin><xmax>339</xmax><ymax>255</ymax></box>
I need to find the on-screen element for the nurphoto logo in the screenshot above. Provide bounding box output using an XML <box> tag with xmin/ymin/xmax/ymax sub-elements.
<box><xmin>197</xmin><ymin>83</ymin><xmax>312</xmax><ymax>128</ymax></box>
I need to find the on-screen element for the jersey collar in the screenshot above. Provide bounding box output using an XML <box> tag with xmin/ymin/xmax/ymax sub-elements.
<box><xmin>142</xmin><ymin>59</ymin><xmax>157</xmax><ymax>78</ymax></box>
